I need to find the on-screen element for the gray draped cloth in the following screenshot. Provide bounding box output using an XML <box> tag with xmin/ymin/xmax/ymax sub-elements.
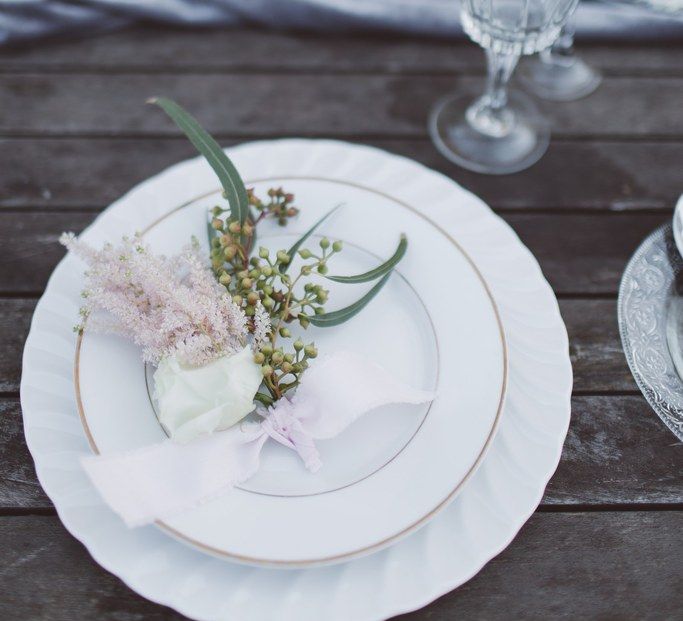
<box><xmin>1</xmin><ymin>0</ymin><xmax>682</xmax><ymax>46</ymax></box>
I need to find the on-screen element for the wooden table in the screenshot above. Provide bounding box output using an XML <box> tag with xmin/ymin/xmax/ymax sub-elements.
<box><xmin>1</xmin><ymin>27</ymin><xmax>682</xmax><ymax>619</ymax></box>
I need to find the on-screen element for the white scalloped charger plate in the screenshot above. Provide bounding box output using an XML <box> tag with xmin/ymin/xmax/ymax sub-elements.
<box><xmin>22</xmin><ymin>140</ymin><xmax>571</xmax><ymax>620</ymax></box>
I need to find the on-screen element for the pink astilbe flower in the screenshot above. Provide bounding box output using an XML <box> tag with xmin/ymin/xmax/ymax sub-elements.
<box><xmin>61</xmin><ymin>232</ymin><xmax>248</xmax><ymax>367</ymax></box>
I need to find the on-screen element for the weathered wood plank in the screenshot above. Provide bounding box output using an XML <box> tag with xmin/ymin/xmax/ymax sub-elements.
<box><xmin>2</xmin><ymin>138</ymin><xmax>681</xmax><ymax>212</ymax></box>
<box><xmin>545</xmin><ymin>396</ymin><xmax>683</xmax><ymax>505</ymax></box>
<box><xmin>0</xmin><ymin>298</ymin><xmax>635</xmax><ymax>395</ymax></box>
<box><xmin>0</xmin><ymin>512</ymin><xmax>680</xmax><ymax>620</ymax></box>
<box><xmin>1</xmin><ymin>28</ymin><xmax>681</xmax><ymax>75</ymax></box>
<box><xmin>0</xmin><ymin>211</ymin><xmax>668</xmax><ymax>295</ymax></box>
<box><xmin>0</xmin><ymin>399</ymin><xmax>49</xmax><ymax>508</ymax></box>
<box><xmin>562</xmin><ymin>299</ymin><xmax>635</xmax><ymax>393</ymax></box>
<box><xmin>4</xmin><ymin>394</ymin><xmax>681</xmax><ymax>509</ymax></box>
<box><xmin>0</xmin><ymin>298</ymin><xmax>35</xmax><ymax>392</ymax></box>
<box><xmin>1</xmin><ymin>74</ymin><xmax>681</xmax><ymax>137</ymax></box>
<box><xmin>507</xmin><ymin>212</ymin><xmax>669</xmax><ymax>295</ymax></box>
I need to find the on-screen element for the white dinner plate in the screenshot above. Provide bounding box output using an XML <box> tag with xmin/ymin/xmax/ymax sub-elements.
<box><xmin>22</xmin><ymin>140</ymin><xmax>571</xmax><ymax>620</ymax></box>
<box><xmin>76</xmin><ymin>173</ymin><xmax>506</xmax><ymax>565</ymax></box>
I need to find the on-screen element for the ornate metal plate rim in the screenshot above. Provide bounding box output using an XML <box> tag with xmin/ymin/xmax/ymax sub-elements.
<box><xmin>618</xmin><ymin>223</ymin><xmax>683</xmax><ymax>441</ymax></box>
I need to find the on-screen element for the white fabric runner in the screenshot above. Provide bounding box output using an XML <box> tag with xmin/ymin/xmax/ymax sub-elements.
<box><xmin>3</xmin><ymin>1</ymin><xmax>682</xmax><ymax>46</ymax></box>
<box><xmin>83</xmin><ymin>351</ymin><xmax>435</xmax><ymax>527</ymax></box>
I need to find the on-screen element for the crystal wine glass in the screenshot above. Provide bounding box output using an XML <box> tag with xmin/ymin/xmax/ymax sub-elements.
<box><xmin>430</xmin><ymin>0</ymin><xmax>580</xmax><ymax>174</ymax></box>
<box><xmin>519</xmin><ymin>22</ymin><xmax>602</xmax><ymax>101</ymax></box>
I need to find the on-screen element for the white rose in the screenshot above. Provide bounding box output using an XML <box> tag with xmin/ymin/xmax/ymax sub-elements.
<box><xmin>153</xmin><ymin>346</ymin><xmax>262</xmax><ymax>443</ymax></box>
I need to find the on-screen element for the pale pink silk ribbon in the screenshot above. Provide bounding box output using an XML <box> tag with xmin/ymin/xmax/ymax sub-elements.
<box><xmin>82</xmin><ymin>352</ymin><xmax>436</xmax><ymax>527</ymax></box>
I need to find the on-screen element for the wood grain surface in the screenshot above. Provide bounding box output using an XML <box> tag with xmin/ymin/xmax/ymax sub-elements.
<box><xmin>1</xmin><ymin>27</ymin><xmax>681</xmax><ymax>620</ymax></box>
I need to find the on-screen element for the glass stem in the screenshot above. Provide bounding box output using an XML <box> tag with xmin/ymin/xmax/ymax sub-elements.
<box><xmin>466</xmin><ymin>49</ymin><xmax>520</xmax><ymax>138</ymax></box>
<box><xmin>541</xmin><ymin>24</ymin><xmax>576</xmax><ymax>68</ymax></box>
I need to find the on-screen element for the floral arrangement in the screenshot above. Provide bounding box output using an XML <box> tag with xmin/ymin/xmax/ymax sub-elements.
<box><xmin>63</xmin><ymin>98</ymin><xmax>408</xmax><ymax>444</ymax></box>
<box><xmin>60</xmin><ymin>233</ymin><xmax>248</xmax><ymax>367</ymax></box>
<box><xmin>67</xmin><ymin>98</ymin><xmax>435</xmax><ymax>527</ymax></box>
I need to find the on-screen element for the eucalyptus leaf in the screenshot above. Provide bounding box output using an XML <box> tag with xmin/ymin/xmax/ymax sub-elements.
<box><xmin>308</xmin><ymin>272</ymin><xmax>391</xmax><ymax>328</ymax></box>
<box><xmin>149</xmin><ymin>97</ymin><xmax>249</xmax><ymax>224</ymax></box>
<box><xmin>327</xmin><ymin>234</ymin><xmax>407</xmax><ymax>284</ymax></box>
<box><xmin>280</xmin><ymin>204</ymin><xmax>342</xmax><ymax>273</ymax></box>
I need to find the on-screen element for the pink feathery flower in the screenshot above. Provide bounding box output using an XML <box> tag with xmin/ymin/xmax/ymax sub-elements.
<box><xmin>61</xmin><ymin>232</ymin><xmax>247</xmax><ymax>367</ymax></box>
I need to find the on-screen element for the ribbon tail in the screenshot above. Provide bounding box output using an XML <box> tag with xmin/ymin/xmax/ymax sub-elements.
<box><xmin>82</xmin><ymin>425</ymin><xmax>268</xmax><ymax>527</ymax></box>
<box><xmin>293</xmin><ymin>351</ymin><xmax>437</xmax><ymax>440</ymax></box>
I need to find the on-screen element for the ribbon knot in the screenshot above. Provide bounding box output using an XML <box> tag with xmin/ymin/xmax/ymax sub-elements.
<box><xmin>259</xmin><ymin>399</ymin><xmax>322</xmax><ymax>473</ymax></box>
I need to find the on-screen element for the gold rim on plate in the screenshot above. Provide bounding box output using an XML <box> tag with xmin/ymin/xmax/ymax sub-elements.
<box><xmin>74</xmin><ymin>175</ymin><xmax>508</xmax><ymax>567</ymax></box>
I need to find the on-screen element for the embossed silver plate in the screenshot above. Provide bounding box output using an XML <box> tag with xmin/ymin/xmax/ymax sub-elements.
<box><xmin>618</xmin><ymin>223</ymin><xmax>683</xmax><ymax>441</ymax></box>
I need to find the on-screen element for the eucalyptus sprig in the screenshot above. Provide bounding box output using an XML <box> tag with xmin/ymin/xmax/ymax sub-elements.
<box><xmin>151</xmin><ymin>97</ymin><xmax>408</xmax><ymax>404</ymax></box>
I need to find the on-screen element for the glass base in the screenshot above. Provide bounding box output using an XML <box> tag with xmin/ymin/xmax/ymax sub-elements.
<box><xmin>429</xmin><ymin>88</ymin><xmax>550</xmax><ymax>175</ymax></box>
<box><xmin>519</xmin><ymin>55</ymin><xmax>602</xmax><ymax>102</ymax></box>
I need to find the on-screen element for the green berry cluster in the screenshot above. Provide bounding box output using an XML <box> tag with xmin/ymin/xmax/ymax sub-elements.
<box><xmin>209</xmin><ymin>188</ymin><xmax>343</xmax><ymax>402</ymax></box>
<box><xmin>253</xmin><ymin>339</ymin><xmax>318</xmax><ymax>400</ymax></box>
<box><xmin>248</xmin><ymin>187</ymin><xmax>299</xmax><ymax>226</ymax></box>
